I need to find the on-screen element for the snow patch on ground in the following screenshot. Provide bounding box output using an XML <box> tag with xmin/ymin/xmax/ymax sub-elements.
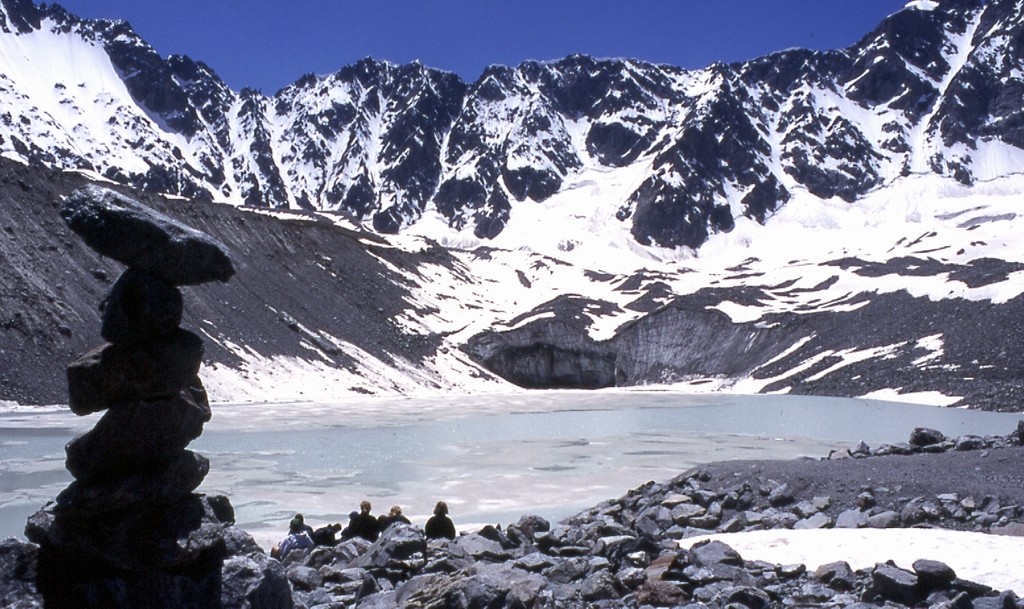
<box><xmin>680</xmin><ymin>528</ymin><xmax>1023</xmax><ymax>594</ymax></box>
<box><xmin>859</xmin><ymin>389</ymin><xmax>963</xmax><ymax>406</ymax></box>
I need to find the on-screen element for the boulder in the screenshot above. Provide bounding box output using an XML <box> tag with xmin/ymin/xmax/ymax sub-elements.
<box><xmin>954</xmin><ymin>435</ymin><xmax>986</xmax><ymax>451</ymax></box>
<box><xmin>401</xmin><ymin>562</ymin><xmax>547</xmax><ymax>608</ymax></box>
<box><xmin>913</xmin><ymin>559</ymin><xmax>957</xmax><ymax>591</ymax></box>
<box><xmin>768</xmin><ymin>482</ymin><xmax>794</xmax><ymax>506</ymax></box>
<box><xmin>972</xmin><ymin>591</ymin><xmax>1021</xmax><ymax>609</ymax></box>
<box><xmin>635</xmin><ymin>579</ymin><xmax>688</xmax><ymax>606</ymax></box>
<box><xmin>319</xmin><ymin>566</ymin><xmax>378</xmax><ymax>597</ymax></box>
<box><xmin>285</xmin><ymin>565</ymin><xmax>322</xmax><ymax>592</ymax></box>
<box><xmin>686</xmin><ymin>539</ymin><xmax>743</xmax><ymax>567</ymax></box>
<box><xmin>671</xmin><ymin>502</ymin><xmax>707</xmax><ymax>525</ymax></box>
<box><xmin>66</xmin><ymin>329</ymin><xmax>204</xmax><ymax>415</ymax></box>
<box><xmin>60</xmin><ymin>186</ymin><xmax>234</xmax><ymax>286</ymax></box>
<box><xmin>794</xmin><ymin>513</ymin><xmax>832</xmax><ymax>529</ymax></box>
<box><xmin>835</xmin><ymin>508</ymin><xmax>869</xmax><ymax>528</ymax></box>
<box><xmin>863</xmin><ymin>563</ymin><xmax>920</xmax><ymax>605</ymax></box>
<box><xmin>866</xmin><ymin>510</ymin><xmax>900</xmax><ymax>529</ymax></box>
<box><xmin>65</xmin><ymin>383</ymin><xmax>211</xmax><ymax>483</ymax></box>
<box><xmin>0</xmin><ymin>539</ymin><xmax>42</xmax><ymax>609</ymax></box>
<box><xmin>909</xmin><ymin>427</ymin><xmax>946</xmax><ymax>447</ymax></box>
<box><xmin>580</xmin><ymin>570</ymin><xmax>620</xmax><ymax>601</ymax></box>
<box><xmin>815</xmin><ymin>561</ymin><xmax>856</xmax><ymax>591</ymax></box>
<box><xmin>220</xmin><ymin>552</ymin><xmax>293</xmax><ymax>609</ymax></box>
<box><xmin>543</xmin><ymin>557</ymin><xmax>589</xmax><ymax>584</ymax></box>
<box><xmin>351</xmin><ymin>524</ymin><xmax>426</xmax><ymax>572</ymax></box>
<box><xmin>514</xmin><ymin>552</ymin><xmax>556</xmax><ymax>573</ymax></box>
<box><xmin>725</xmin><ymin>585</ymin><xmax>772</xmax><ymax>609</ymax></box>
<box><xmin>452</xmin><ymin>533</ymin><xmax>511</xmax><ymax>562</ymax></box>
<box><xmin>98</xmin><ymin>269</ymin><xmax>183</xmax><ymax>345</ymax></box>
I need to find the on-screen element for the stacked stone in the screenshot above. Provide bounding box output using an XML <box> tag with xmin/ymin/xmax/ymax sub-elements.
<box><xmin>23</xmin><ymin>186</ymin><xmax>250</xmax><ymax>608</ymax></box>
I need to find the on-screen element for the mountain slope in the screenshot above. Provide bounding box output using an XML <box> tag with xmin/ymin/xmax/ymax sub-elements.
<box><xmin>2</xmin><ymin>0</ymin><xmax>1024</xmax><ymax>410</ymax></box>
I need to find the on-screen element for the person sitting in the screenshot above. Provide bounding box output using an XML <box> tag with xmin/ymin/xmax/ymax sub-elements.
<box><xmin>271</xmin><ymin>514</ymin><xmax>316</xmax><ymax>559</ymax></box>
<box><xmin>311</xmin><ymin>522</ymin><xmax>342</xmax><ymax>546</ymax></box>
<box><xmin>341</xmin><ymin>500</ymin><xmax>380</xmax><ymax>542</ymax></box>
<box><xmin>424</xmin><ymin>501</ymin><xmax>456</xmax><ymax>540</ymax></box>
<box><xmin>378</xmin><ymin>505</ymin><xmax>411</xmax><ymax>531</ymax></box>
<box><xmin>290</xmin><ymin>513</ymin><xmax>315</xmax><ymax>537</ymax></box>
<box><xmin>275</xmin><ymin>529</ymin><xmax>313</xmax><ymax>559</ymax></box>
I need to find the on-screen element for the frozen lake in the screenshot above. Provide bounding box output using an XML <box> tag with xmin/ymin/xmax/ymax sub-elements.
<box><xmin>1</xmin><ymin>390</ymin><xmax>1020</xmax><ymax>551</ymax></box>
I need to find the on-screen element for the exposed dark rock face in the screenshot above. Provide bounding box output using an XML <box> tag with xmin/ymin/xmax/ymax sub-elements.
<box><xmin>467</xmin><ymin>274</ymin><xmax>1024</xmax><ymax>411</ymax></box>
<box><xmin>22</xmin><ymin>186</ymin><xmax>289</xmax><ymax>608</ymax></box>
<box><xmin>466</xmin><ymin>296</ymin><xmax>619</xmax><ymax>389</ymax></box>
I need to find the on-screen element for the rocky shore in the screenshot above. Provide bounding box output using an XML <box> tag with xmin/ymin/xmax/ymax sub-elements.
<box><xmin>0</xmin><ymin>423</ymin><xmax>1021</xmax><ymax>608</ymax></box>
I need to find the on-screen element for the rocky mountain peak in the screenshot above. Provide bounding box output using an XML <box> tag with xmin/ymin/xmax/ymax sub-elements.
<box><xmin>0</xmin><ymin>0</ymin><xmax>1022</xmax><ymax>249</ymax></box>
<box><xmin>0</xmin><ymin>0</ymin><xmax>41</xmax><ymax>34</ymax></box>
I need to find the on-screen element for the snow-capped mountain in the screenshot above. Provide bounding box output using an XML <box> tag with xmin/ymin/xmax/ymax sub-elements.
<box><xmin>2</xmin><ymin>0</ymin><xmax>1023</xmax><ymax>249</ymax></box>
<box><xmin>2</xmin><ymin>0</ymin><xmax>1024</xmax><ymax>410</ymax></box>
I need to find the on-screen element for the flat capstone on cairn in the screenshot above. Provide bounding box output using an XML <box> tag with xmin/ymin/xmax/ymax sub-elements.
<box><xmin>23</xmin><ymin>186</ymin><xmax>291</xmax><ymax>609</ymax></box>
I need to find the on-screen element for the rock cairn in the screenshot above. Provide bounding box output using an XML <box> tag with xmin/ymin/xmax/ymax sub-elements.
<box><xmin>22</xmin><ymin>186</ymin><xmax>289</xmax><ymax>608</ymax></box>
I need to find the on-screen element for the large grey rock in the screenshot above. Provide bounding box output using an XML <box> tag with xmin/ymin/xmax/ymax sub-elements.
<box><xmin>60</xmin><ymin>185</ymin><xmax>234</xmax><ymax>286</ymax></box>
<box><xmin>513</xmin><ymin>514</ymin><xmax>551</xmax><ymax>539</ymax></box>
<box><xmin>671</xmin><ymin>502</ymin><xmax>707</xmax><ymax>525</ymax></box>
<box><xmin>98</xmin><ymin>269</ymin><xmax>184</xmax><ymax>345</ymax></box>
<box><xmin>909</xmin><ymin>427</ymin><xmax>946</xmax><ymax>447</ymax></box>
<box><xmin>543</xmin><ymin>557</ymin><xmax>589</xmax><ymax>584</ymax></box>
<box><xmin>863</xmin><ymin>563</ymin><xmax>920</xmax><ymax>605</ymax></box>
<box><xmin>835</xmin><ymin>508</ymin><xmax>869</xmax><ymax>528</ymax></box>
<box><xmin>768</xmin><ymin>482</ymin><xmax>794</xmax><ymax>506</ymax></box>
<box><xmin>515</xmin><ymin>552</ymin><xmax>556</xmax><ymax>573</ymax></box>
<box><xmin>285</xmin><ymin>565</ymin><xmax>322</xmax><ymax>592</ymax></box>
<box><xmin>913</xmin><ymin>559</ymin><xmax>957</xmax><ymax>591</ymax></box>
<box><xmin>452</xmin><ymin>533</ymin><xmax>510</xmax><ymax>562</ymax></box>
<box><xmin>0</xmin><ymin>539</ymin><xmax>42</xmax><ymax>609</ymax></box>
<box><xmin>401</xmin><ymin>562</ymin><xmax>548</xmax><ymax>608</ymax></box>
<box><xmin>65</xmin><ymin>382</ymin><xmax>211</xmax><ymax>483</ymax></box>
<box><xmin>725</xmin><ymin>585</ymin><xmax>772</xmax><ymax>609</ymax></box>
<box><xmin>221</xmin><ymin>552</ymin><xmax>293</xmax><ymax>609</ymax></box>
<box><xmin>580</xmin><ymin>569</ymin><xmax>619</xmax><ymax>601</ymax></box>
<box><xmin>299</xmin><ymin>539</ymin><xmax>369</xmax><ymax>569</ymax></box>
<box><xmin>815</xmin><ymin>561</ymin><xmax>856</xmax><ymax>591</ymax></box>
<box><xmin>66</xmin><ymin>329</ymin><xmax>203</xmax><ymax>415</ymax></box>
<box><xmin>972</xmin><ymin>591</ymin><xmax>1021</xmax><ymax>609</ymax></box>
<box><xmin>866</xmin><ymin>510</ymin><xmax>900</xmax><ymax>529</ymax></box>
<box><xmin>635</xmin><ymin>580</ymin><xmax>688</xmax><ymax>606</ymax></box>
<box><xmin>686</xmin><ymin>539</ymin><xmax>743</xmax><ymax>567</ymax></box>
<box><xmin>794</xmin><ymin>512</ymin><xmax>832</xmax><ymax>529</ymax></box>
<box><xmin>351</xmin><ymin>523</ymin><xmax>426</xmax><ymax>571</ymax></box>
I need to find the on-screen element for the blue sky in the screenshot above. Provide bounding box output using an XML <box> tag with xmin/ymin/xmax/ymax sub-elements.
<box><xmin>55</xmin><ymin>1</ymin><xmax>909</xmax><ymax>94</ymax></box>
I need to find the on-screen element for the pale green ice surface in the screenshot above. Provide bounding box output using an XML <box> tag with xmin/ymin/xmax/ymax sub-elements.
<box><xmin>1</xmin><ymin>391</ymin><xmax>1020</xmax><ymax>551</ymax></box>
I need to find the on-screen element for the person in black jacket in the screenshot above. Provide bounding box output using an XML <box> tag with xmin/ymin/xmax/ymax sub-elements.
<box><xmin>311</xmin><ymin>522</ymin><xmax>342</xmax><ymax>546</ymax></box>
<box><xmin>424</xmin><ymin>501</ymin><xmax>456</xmax><ymax>540</ymax></box>
<box><xmin>341</xmin><ymin>500</ymin><xmax>380</xmax><ymax>542</ymax></box>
